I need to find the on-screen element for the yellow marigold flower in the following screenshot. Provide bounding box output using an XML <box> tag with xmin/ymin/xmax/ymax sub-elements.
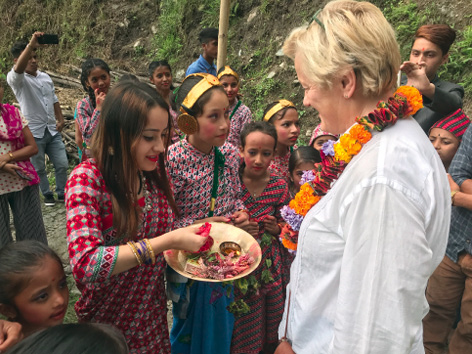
<box><xmin>334</xmin><ymin>142</ymin><xmax>352</xmax><ymax>163</ymax></box>
<box><xmin>349</xmin><ymin>124</ymin><xmax>372</xmax><ymax>144</ymax></box>
<box><xmin>396</xmin><ymin>85</ymin><xmax>423</xmax><ymax>115</ymax></box>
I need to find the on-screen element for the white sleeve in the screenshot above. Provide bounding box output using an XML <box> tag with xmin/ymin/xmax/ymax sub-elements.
<box><xmin>331</xmin><ymin>183</ymin><xmax>431</xmax><ymax>353</ymax></box>
<box><xmin>6</xmin><ymin>68</ymin><xmax>24</xmax><ymax>92</ymax></box>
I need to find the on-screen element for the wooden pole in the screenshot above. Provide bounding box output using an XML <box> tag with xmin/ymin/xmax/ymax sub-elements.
<box><xmin>217</xmin><ymin>0</ymin><xmax>231</xmax><ymax>72</ymax></box>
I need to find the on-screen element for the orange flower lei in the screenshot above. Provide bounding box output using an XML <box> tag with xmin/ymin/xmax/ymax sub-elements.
<box><xmin>280</xmin><ymin>86</ymin><xmax>423</xmax><ymax>252</ymax></box>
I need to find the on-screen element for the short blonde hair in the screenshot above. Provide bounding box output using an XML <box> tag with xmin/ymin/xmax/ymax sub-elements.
<box><xmin>283</xmin><ymin>0</ymin><xmax>401</xmax><ymax>97</ymax></box>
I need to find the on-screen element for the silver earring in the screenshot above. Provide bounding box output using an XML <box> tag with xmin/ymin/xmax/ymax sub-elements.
<box><xmin>344</xmin><ymin>94</ymin><xmax>349</xmax><ymax>99</ymax></box>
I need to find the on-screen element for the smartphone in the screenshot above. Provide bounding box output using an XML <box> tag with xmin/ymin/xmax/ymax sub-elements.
<box><xmin>37</xmin><ymin>34</ymin><xmax>59</xmax><ymax>45</ymax></box>
<box><xmin>16</xmin><ymin>169</ymin><xmax>33</xmax><ymax>181</ymax></box>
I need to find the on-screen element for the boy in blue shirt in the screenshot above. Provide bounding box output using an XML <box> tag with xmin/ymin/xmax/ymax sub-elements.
<box><xmin>185</xmin><ymin>28</ymin><xmax>218</xmax><ymax>76</ymax></box>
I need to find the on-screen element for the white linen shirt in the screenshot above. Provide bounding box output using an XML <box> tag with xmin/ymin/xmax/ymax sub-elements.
<box><xmin>279</xmin><ymin>118</ymin><xmax>450</xmax><ymax>354</ymax></box>
<box><xmin>7</xmin><ymin>68</ymin><xmax>59</xmax><ymax>138</ymax></box>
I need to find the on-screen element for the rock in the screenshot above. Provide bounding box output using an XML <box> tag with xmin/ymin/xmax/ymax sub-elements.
<box><xmin>247</xmin><ymin>8</ymin><xmax>257</xmax><ymax>23</ymax></box>
<box><xmin>151</xmin><ymin>25</ymin><xmax>157</xmax><ymax>34</ymax></box>
<box><xmin>279</xmin><ymin>62</ymin><xmax>286</xmax><ymax>69</ymax></box>
<box><xmin>133</xmin><ymin>40</ymin><xmax>141</xmax><ymax>48</ymax></box>
<box><xmin>276</xmin><ymin>48</ymin><xmax>284</xmax><ymax>57</ymax></box>
<box><xmin>175</xmin><ymin>69</ymin><xmax>185</xmax><ymax>81</ymax></box>
<box><xmin>267</xmin><ymin>71</ymin><xmax>276</xmax><ymax>79</ymax></box>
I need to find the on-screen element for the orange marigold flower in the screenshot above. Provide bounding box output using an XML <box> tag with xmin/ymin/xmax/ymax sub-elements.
<box><xmin>395</xmin><ymin>85</ymin><xmax>423</xmax><ymax>115</ymax></box>
<box><xmin>282</xmin><ymin>237</ymin><xmax>297</xmax><ymax>251</ymax></box>
<box><xmin>289</xmin><ymin>184</ymin><xmax>320</xmax><ymax>216</ymax></box>
<box><xmin>349</xmin><ymin>124</ymin><xmax>372</xmax><ymax>144</ymax></box>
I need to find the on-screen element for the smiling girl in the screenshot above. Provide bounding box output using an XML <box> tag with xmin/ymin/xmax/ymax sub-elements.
<box><xmin>75</xmin><ymin>59</ymin><xmax>111</xmax><ymax>160</ymax></box>
<box><xmin>66</xmin><ymin>81</ymin><xmax>206</xmax><ymax>353</ymax></box>
<box><xmin>217</xmin><ymin>66</ymin><xmax>252</xmax><ymax>148</ymax></box>
<box><xmin>166</xmin><ymin>73</ymin><xmax>250</xmax><ymax>354</ymax></box>
<box><xmin>263</xmin><ymin>100</ymin><xmax>300</xmax><ymax>182</ymax></box>
<box><xmin>0</xmin><ymin>241</ymin><xmax>69</xmax><ymax>338</ymax></box>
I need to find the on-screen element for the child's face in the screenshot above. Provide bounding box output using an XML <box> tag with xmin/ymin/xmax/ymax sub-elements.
<box><xmin>219</xmin><ymin>75</ymin><xmax>239</xmax><ymax>104</ymax></box>
<box><xmin>190</xmin><ymin>90</ymin><xmax>229</xmax><ymax>153</ymax></box>
<box><xmin>136</xmin><ymin>105</ymin><xmax>169</xmax><ymax>171</ymax></box>
<box><xmin>150</xmin><ymin>66</ymin><xmax>172</xmax><ymax>94</ymax></box>
<box><xmin>290</xmin><ymin>161</ymin><xmax>315</xmax><ymax>192</ymax></box>
<box><xmin>273</xmin><ymin>109</ymin><xmax>300</xmax><ymax>148</ymax></box>
<box><xmin>11</xmin><ymin>256</ymin><xmax>69</xmax><ymax>336</ymax></box>
<box><xmin>312</xmin><ymin>135</ymin><xmax>337</xmax><ymax>151</ymax></box>
<box><xmin>87</xmin><ymin>67</ymin><xmax>111</xmax><ymax>95</ymax></box>
<box><xmin>429</xmin><ymin>127</ymin><xmax>460</xmax><ymax>169</ymax></box>
<box><xmin>240</xmin><ymin>131</ymin><xmax>275</xmax><ymax>178</ymax></box>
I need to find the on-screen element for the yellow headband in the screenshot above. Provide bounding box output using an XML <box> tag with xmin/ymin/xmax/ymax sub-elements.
<box><xmin>217</xmin><ymin>66</ymin><xmax>240</xmax><ymax>82</ymax></box>
<box><xmin>263</xmin><ymin>99</ymin><xmax>296</xmax><ymax>122</ymax></box>
<box><xmin>180</xmin><ymin>73</ymin><xmax>220</xmax><ymax>115</ymax></box>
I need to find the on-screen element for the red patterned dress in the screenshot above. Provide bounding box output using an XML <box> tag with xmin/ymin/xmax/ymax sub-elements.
<box><xmin>226</xmin><ymin>100</ymin><xmax>252</xmax><ymax>148</ymax></box>
<box><xmin>231</xmin><ymin>173</ymin><xmax>290</xmax><ymax>353</ymax></box>
<box><xmin>66</xmin><ymin>159</ymin><xmax>173</xmax><ymax>354</ymax></box>
<box><xmin>268</xmin><ymin>146</ymin><xmax>296</xmax><ymax>182</ymax></box>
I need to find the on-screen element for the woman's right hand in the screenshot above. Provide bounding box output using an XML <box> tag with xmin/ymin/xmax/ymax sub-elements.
<box><xmin>95</xmin><ymin>89</ymin><xmax>107</xmax><ymax>111</ymax></box>
<box><xmin>168</xmin><ymin>225</ymin><xmax>209</xmax><ymax>253</ymax></box>
<box><xmin>0</xmin><ymin>162</ymin><xmax>20</xmax><ymax>176</ymax></box>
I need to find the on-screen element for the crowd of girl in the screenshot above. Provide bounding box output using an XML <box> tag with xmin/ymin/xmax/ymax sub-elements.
<box><xmin>1</xmin><ymin>2</ymin><xmax>470</xmax><ymax>353</ymax></box>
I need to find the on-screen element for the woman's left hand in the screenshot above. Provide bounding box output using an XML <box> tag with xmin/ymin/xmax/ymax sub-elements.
<box><xmin>448</xmin><ymin>174</ymin><xmax>460</xmax><ymax>192</ymax></box>
<box><xmin>0</xmin><ymin>153</ymin><xmax>11</xmax><ymax>166</ymax></box>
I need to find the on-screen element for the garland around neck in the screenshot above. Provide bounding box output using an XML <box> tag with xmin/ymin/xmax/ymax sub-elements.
<box><xmin>279</xmin><ymin>86</ymin><xmax>423</xmax><ymax>253</ymax></box>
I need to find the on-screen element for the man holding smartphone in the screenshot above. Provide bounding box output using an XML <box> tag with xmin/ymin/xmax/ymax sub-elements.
<box><xmin>7</xmin><ymin>32</ymin><xmax>68</xmax><ymax>206</ymax></box>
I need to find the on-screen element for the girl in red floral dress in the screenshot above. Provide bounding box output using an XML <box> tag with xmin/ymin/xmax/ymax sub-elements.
<box><xmin>262</xmin><ymin>100</ymin><xmax>301</xmax><ymax>182</ymax></box>
<box><xmin>66</xmin><ymin>81</ymin><xmax>206</xmax><ymax>354</ymax></box>
<box><xmin>232</xmin><ymin>121</ymin><xmax>290</xmax><ymax>354</ymax></box>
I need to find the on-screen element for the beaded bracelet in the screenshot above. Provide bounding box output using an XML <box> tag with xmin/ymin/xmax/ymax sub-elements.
<box><xmin>127</xmin><ymin>241</ymin><xmax>143</xmax><ymax>266</ymax></box>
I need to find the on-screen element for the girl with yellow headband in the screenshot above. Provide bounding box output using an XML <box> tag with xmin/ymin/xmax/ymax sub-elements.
<box><xmin>166</xmin><ymin>73</ymin><xmax>251</xmax><ymax>354</ymax></box>
<box><xmin>262</xmin><ymin>100</ymin><xmax>301</xmax><ymax>182</ymax></box>
<box><xmin>217</xmin><ymin>66</ymin><xmax>253</xmax><ymax>148</ymax></box>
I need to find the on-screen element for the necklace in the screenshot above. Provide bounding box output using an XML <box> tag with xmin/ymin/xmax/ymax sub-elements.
<box><xmin>279</xmin><ymin>86</ymin><xmax>423</xmax><ymax>253</ymax></box>
<box><xmin>139</xmin><ymin>172</ymin><xmax>152</xmax><ymax>213</ymax></box>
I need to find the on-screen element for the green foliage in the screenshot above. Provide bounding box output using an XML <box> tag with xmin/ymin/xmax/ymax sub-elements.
<box><xmin>151</xmin><ymin>0</ymin><xmax>186</xmax><ymax>66</ymax></box>
<box><xmin>441</xmin><ymin>26</ymin><xmax>472</xmax><ymax>98</ymax></box>
<box><xmin>382</xmin><ymin>0</ymin><xmax>441</xmax><ymax>58</ymax></box>
<box><xmin>227</xmin><ymin>298</ymin><xmax>251</xmax><ymax>317</ymax></box>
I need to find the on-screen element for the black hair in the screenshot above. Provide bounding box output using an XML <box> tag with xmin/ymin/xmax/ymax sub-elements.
<box><xmin>240</xmin><ymin>121</ymin><xmax>278</xmax><ymax>150</ymax></box>
<box><xmin>119</xmin><ymin>74</ymin><xmax>140</xmax><ymax>83</ymax></box>
<box><xmin>199</xmin><ymin>28</ymin><xmax>218</xmax><ymax>44</ymax></box>
<box><xmin>148</xmin><ymin>60</ymin><xmax>172</xmax><ymax>78</ymax></box>
<box><xmin>174</xmin><ymin>75</ymin><xmax>225</xmax><ymax>118</ymax></box>
<box><xmin>80</xmin><ymin>58</ymin><xmax>111</xmax><ymax>109</ymax></box>
<box><xmin>262</xmin><ymin>101</ymin><xmax>297</xmax><ymax>124</ymax></box>
<box><xmin>5</xmin><ymin>323</ymin><xmax>128</xmax><ymax>354</ymax></box>
<box><xmin>289</xmin><ymin>146</ymin><xmax>321</xmax><ymax>174</ymax></box>
<box><xmin>0</xmin><ymin>241</ymin><xmax>63</xmax><ymax>306</ymax></box>
<box><xmin>10</xmin><ymin>41</ymin><xmax>28</xmax><ymax>59</ymax></box>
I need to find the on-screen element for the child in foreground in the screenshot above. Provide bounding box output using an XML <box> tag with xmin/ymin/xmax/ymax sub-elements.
<box><xmin>263</xmin><ymin>100</ymin><xmax>300</xmax><ymax>182</ymax></box>
<box><xmin>233</xmin><ymin>121</ymin><xmax>290</xmax><ymax>354</ymax></box>
<box><xmin>166</xmin><ymin>73</ymin><xmax>250</xmax><ymax>354</ymax></box>
<box><xmin>66</xmin><ymin>80</ymin><xmax>206</xmax><ymax>353</ymax></box>
<box><xmin>0</xmin><ymin>241</ymin><xmax>69</xmax><ymax>338</ymax></box>
<box><xmin>217</xmin><ymin>66</ymin><xmax>252</xmax><ymax>148</ymax></box>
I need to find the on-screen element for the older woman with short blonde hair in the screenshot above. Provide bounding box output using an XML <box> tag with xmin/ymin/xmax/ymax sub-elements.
<box><xmin>275</xmin><ymin>1</ymin><xmax>450</xmax><ymax>353</ymax></box>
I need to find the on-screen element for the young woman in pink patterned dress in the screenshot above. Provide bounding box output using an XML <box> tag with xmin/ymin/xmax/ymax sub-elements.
<box><xmin>217</xmin><ymin>66</ymin><xmax>253</xmax><ymax>148</ymax></box>
<box><xmin>262</xmin><ymin>100</ymin><xmax>300</xmax><ymax>182</ymax></box>
<box><xmin>232</xmin><ymin>121</ymin><xmax>290</xmax><ymax>354</ymax></box>
<box><xmin>66</xmin><ymin>81</ymin><xmax>206</xmax><ymax>354</ymax></box>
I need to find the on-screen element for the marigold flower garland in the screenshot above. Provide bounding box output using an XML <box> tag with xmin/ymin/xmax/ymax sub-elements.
<box><xmin>280</xmin><ymin>86</ymin><xmax>423</xmax><ymax>253</ymax></box>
